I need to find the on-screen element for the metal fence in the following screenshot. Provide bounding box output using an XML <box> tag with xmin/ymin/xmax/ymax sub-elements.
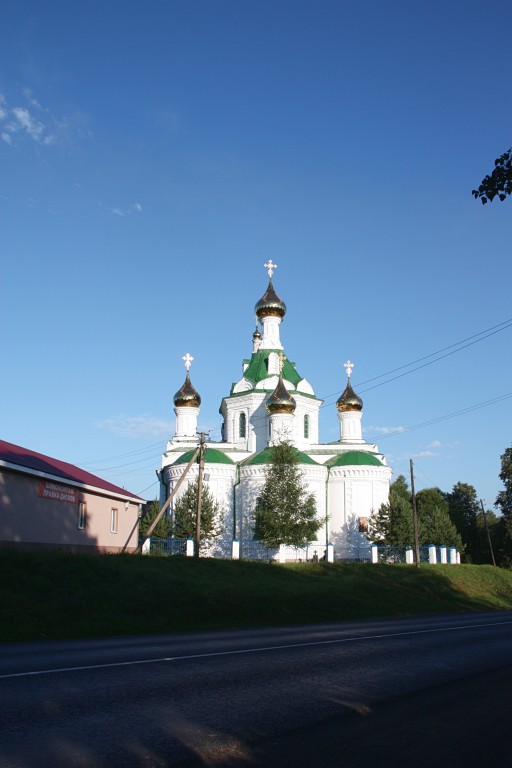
<box><xmin>334</xmin><ymin>546</ymin><xmax>372</xmax><ymax>563</ymax></box>
<box><xmin>147</xmin><ymin>538</ymin><xmax>187</xmax><ymax>556</ymax></box>
<box><xmin>240</xmin><ymin>540</ymin><xmax>274</xmax><ymax>561</ymax></box>
<box><xmin>145</xmin><ymin>539</ymin><xmax>458</xmax><ymax>565</ymax></box>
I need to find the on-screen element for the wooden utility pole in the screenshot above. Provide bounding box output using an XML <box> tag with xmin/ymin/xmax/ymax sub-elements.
<box><xmin>131</xmin><ymin>446</ymin><xmax>200</xmax><ymax>554</ymax></box>
<box><xmin>410</xmin><ymin>459</ymin><xmax>421</xmax><ymax>568</ymax></box>
<box><xmin>480</xmin><ymin>499</ymin><xmax>497</xmax><ymax>567</ymax></box>
<box><xmin>195</xmin><ymin>432</ymin><xmax>207</xmax><ymax>557</ymax></box>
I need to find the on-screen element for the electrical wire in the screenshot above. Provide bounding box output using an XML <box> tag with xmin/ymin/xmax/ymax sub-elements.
<box><xmin>78</xmin><ymin>316</ymin><xmax>512</xmax><ymax>479</ymax></box>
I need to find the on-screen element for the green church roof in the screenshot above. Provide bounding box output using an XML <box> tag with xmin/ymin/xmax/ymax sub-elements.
<box><xmin>243</xmin><ymin>446</ymin><xmax>319</xmax><ymax>466</ymax></box>
<box><xmin>237</xmin><ymin>349</ymin><xmax>302</xmax><ymax>391</ymax></box>
<box><xmin>327</xmin><ymin>451</ymin><xmax>383</xmax><ymax>468</ymax></box>
<box><xmin>172</xmin><ymin>448</ymin><xmax>235</xmax><ymax>466</ymax></box>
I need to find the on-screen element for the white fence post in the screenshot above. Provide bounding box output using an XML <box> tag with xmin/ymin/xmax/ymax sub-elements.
<box><xmin>186</xmin><ymin>538</ymin><xmax>194</xmax><ymax>557</ymax></box>
<box><xmin>142</xmin><ymin>538</ymin><xmax>151</xmax><ymax>555</ymax></box>
<box><xmin>327</xmin><ymin>543</ymin><xmax>334</xmax><ymax>563</ymax></box>
<box><xmin>371</xmin><ymin>544</ymin><xmax>379</xmax><ymax>564</ymax></box>
<box><xmin>449</xmin><ymin>547</ymin><xmax>457</xmax><ymax>564</ymax></box>
<box><xmin>232</xmin><ymin>539</ymin><xmax>240</xmax><ymax>560</ymax></box>
<box><xmin>406</xmin><ymin>548</ymin><xmax>414</xmax><ymax>564</ymax></box>
<box><xmin>439</xmin><ymin>546</ymin><xmax>447</xmax><ymax>564</ymax></box>
<box><xmin>428</xmin><ymin>545</ymin><xmax>437</xmax><ymax>564</ymax></box>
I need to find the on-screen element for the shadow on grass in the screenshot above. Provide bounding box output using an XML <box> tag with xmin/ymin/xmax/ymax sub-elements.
<box><xmin>1</xmin><ymin>552</ymin><xmax>511</xmax><ymax>642</ymax></box>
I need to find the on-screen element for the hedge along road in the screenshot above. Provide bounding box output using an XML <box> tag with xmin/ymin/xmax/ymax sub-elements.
<box><xmin>1</xmin><ymin>612</ymin><xmax>511</xmax><ymax>767</ymax></box>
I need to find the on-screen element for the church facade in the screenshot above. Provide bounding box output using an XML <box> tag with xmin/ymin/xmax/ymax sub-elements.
<box><xmin>158</xmin><ymin>262</ymin><xmax>391</xmax><ymax>556</ymax></box>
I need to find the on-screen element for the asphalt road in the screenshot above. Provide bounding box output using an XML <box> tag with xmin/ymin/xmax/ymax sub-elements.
<box><xmin>0</xmin><ymin>612</ymin><xmax>511</xmax><ymax>767</ymax></box>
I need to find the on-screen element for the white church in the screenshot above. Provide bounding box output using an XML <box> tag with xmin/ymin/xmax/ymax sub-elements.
<box><xmin>158</xmin><ymin>261</ymin><xmax>391</xmax><ymax>557</ymax></box>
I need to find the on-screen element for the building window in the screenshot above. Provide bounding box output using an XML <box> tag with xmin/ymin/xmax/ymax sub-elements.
<box><xmin>268</xmin><ymin>352</ymin><xmax>279</xmax><ymax>375</ymax></box>
<box><xmin>239</xmin><ymin>412</ymin><xmax>246</xmax><ymax>438</ymax></box>
<box><xmin>304</xmin><ymin>414</ymin><xmax>310</xmax><ymax>439</ymax></box>
<box><xmin>111</xmin><ymin>508</ymin><xmax>118</xmax><ymax>533</ymax></box>
<box><xmin>78</xmin><ymin>502</ymin><xmax>86</xmax><ymax>530</ymax></box>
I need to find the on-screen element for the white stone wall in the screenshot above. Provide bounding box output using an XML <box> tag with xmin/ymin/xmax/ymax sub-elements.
<box><xmin>327</xmin><ymin>466</ymin><xmax>392</xmax><ymax>541</ymax></box>
<box><xmin>166</xmin><ymin>462</ymin><xmax>236</xmax><ymax>553</ymax></box>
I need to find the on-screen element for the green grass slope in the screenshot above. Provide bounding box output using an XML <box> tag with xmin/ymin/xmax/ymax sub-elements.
<box><xmin>1</xmin><ymin>551</ymin><xmax>511</xmax><ymax>642</ymax></box>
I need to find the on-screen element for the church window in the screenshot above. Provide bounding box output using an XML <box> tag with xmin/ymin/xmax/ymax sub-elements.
<box><xmin>304</xmin><ymin>414</ymin><xmax>310</xmax><ymax>439</ymax></box>
<box><xmin>268</xmin><ymin>352</ymin><xmax>279</xmax><ymax>375</ymax></box>
<box><xmin>111</xmin><ymin>508</ymin><xmax>118</xmax><ymax>534</ymax></box>
<box><xmin>77</xmin><ymin>502</ymin><xmax>86</xmax><ymax>530</ymax></box>
<box><xmin>239</xmin><ymin>412</ymin><xmax>246</xmax><ymax>438</ymax></box>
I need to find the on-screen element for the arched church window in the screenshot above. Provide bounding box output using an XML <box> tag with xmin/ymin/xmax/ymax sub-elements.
<box><xmin>268</xmin><ymin>352</ymin><xmax>279</xmax><ymax>375</ymax></box>
<box><xmin>239</xmin><ymin>412</ymin><xmax>246</xmax><ymax>438</ymax></box>
<box><xmin>304</xmin><ymin>414</ymin><xmax>310</xmax><ymax>439</ymax></box>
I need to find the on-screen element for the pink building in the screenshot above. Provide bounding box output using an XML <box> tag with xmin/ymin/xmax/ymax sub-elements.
<box><xmin>0</xmin><ymin>440</ymin><xmax>144</xmax><ymax>553</ymax></box>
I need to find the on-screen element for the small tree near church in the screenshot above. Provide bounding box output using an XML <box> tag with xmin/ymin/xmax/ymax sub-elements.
<box><xmin>139</xmin><ymin>499</ymin><xmax>171</xmax><ymax>542</ymax></box>
<box><xmin>172</xmin><ymin>483</ymin><xmax>221</xmax><ymax>546</ymax></box>
<box><xmin>253</xmin><ymin>441</ymin><xmax>320</xmax><ymax>548</ymax></box>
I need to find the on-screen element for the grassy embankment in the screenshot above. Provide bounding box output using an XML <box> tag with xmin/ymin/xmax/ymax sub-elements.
<box><xmin>1</xmin><ymin>550</ymin><xmax>511</xmax><ymax>643</ymax></box>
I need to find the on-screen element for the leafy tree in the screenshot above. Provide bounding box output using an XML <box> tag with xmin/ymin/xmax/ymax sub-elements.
<box><xmin>495</xmin><ymin>445</ymin><xmax>512</xmax><ymax>565</ymax></box>
<box><xmin>472</xmin><ymin>147</ymin><xmax>512</xmax><ymax>204</ymax></box>
<box><xmin>253</xmin><ymin>441</ymin><xmax>320</xmax><ymax>548</ymax></box>
<box><xmin>368</xmin><ymin>475</ymin><xmax>414</xmax><ymax>546</ymax></box>
<box><xmin>416</xmin><ymin>487</ymin><xmax>463</xmax><ymax>550</ymax></box>
<box><xmin>416</xmin><ymin>487</ymin><xmax>448</xmax><ymax>520</ymax></box>
<box><xmin>422</xmin><ymin>506</ymin><xmax>463</xmax><ymax>550</ymax></box>
<box><xmin>172</xmin><ymin>483</ymin><xmax>221</xmax><ymax>544</ymax></box>
<box><xmin>496</xmin><ymin>446</ymin><xmax>512</xmax><ymax>519</ymax></box>
<box><xmin>445</xmin><ymin>482</ymin><xmax>480</xmax><ymax>560</ymax></box>
<box><xmin>474</xmin><ymin>507</ymin><xmax>501</xmax><ymax>565</ymax></box>
<box><xmin>139</xmin><ymin>499</ymin><xmax>171</xmax><ymax>541</ymax></box>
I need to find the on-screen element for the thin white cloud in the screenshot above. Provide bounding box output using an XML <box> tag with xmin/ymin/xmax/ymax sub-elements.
<box><xmin>426</xmin><ymin>440</ymin><xmax>442</xmax><ymax>449</ymax></box>
<box><xmin>109</xmin><ymin>202</ymin><xmax>143</xmax><ymax>217</ymax></box>
<box><xmin>365</xmin><ymin>425</ymin><xmax>405</xmax><ymax>436</ymax></box>
<box><xmin>413</xmin><ymin>450</ymin><xmax>437</xmax><ymax>458</ymax></box>
<box><xmin>0</xmin><ymin>90</ymin><xmax>75</xmax><ymax>147</ymax></box>
<box><xmin>96</xmin><ymin>415</ymin><xmax>173</xmax><ymax>438</ymax></box>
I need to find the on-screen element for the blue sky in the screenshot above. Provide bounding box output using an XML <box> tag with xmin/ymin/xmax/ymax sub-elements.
<box><xmin>1</xmin><ymin>0</ymin><xmax>511</xmax><ymax>507</ymax></box>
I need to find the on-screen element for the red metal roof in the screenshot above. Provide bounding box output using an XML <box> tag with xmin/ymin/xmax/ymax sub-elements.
<box><xmin>0</xmin><ymin>439</ymin><xmax>143</xmax><ymax>501</ymax></box>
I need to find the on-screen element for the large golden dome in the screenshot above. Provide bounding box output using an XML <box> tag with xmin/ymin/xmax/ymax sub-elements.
<box><xmin>255</xmin><ymin>279</ymin><xmax>287</xmax><ymax>319</ymax></box>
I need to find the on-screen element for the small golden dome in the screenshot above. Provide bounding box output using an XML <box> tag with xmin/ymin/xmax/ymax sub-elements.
<box><xmin>266</xmin><ymin>375</ymin><xmax>296</xmax><ymax>414</ymax></box>
<box><xmin>336</xmin><ymin>379</ymin><xmax>363</xmax><ymax>412</ymax></box>
<box><xmin>173</xmin><ymin>373</ymin><xmax>201</xmax><ymax>408</ymax></box>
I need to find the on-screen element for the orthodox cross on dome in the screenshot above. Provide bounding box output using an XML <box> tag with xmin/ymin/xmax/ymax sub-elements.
<box><xmin>344</xmin><ymin>360</ymin><xmax>354</xmax><ymax>379</ymax></box>
<box><xmin>182</xmin><ymin>352</ymin><xmax>194</xmax><ymax>372</ymax></box>
<box><xmin>264</xmin><ymin>259</ymin><xmax>278</xmax><ymax>278</ymax></box>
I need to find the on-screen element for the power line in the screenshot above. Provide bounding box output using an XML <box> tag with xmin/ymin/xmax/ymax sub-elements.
<box><xmin>76</xmin><ymin>317</ymin><xmax>512</xmax><ymax>476</ymax></box>
<box><xmin>81</xmin><ymin>440</ymin><xmax>164</xmax><ymax>466</ymax></box>
<box><xmin>321</xmin><ymin>317</ymin><xmax>512</xmax><ymax>406</ymax></box>
<box><xmin>370</xmin><ymin>391</ymin><xmax>512</xmax><ymax>441</ymax></box>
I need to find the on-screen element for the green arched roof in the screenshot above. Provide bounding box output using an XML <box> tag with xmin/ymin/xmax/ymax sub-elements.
<box><xmin>172</xmin><ymin>448</ymin><xmax>234</xmax><ymax>466</ymax></box>
<box><xmin>327</xmin><ymin>451</ymin><xmax>383</xmax><ymax>468</ymax></box>
<box><xmin>243</xmin><ymin>446</ymin><xmax>319</xmax><ymax>466</ymax></box>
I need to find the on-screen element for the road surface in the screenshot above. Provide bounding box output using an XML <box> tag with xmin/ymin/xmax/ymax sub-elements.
<box><xmin>0</xmin><ymin>612</ymin><xmax>511</xmax><ymax>767</ymax></box>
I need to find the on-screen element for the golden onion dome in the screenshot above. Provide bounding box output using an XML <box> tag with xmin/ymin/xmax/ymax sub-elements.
<box><xmin>336</xmin><ymin>379</ymin><xmax>363</xmax><ymax>412</ymax></box>
<box><xmin>266</xmin><ymin>375</ymin><xmax>296</xmax><ymax>414</ymax></box>
<box><xmin>255</xmin><ymin>279</ymin><xmax>287</xmax><ymax>319</ymax></box>
<box><xmin>173</xmin><ymin>373</ymin><xmax>201</xmax><ymax>408</ymax></box>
